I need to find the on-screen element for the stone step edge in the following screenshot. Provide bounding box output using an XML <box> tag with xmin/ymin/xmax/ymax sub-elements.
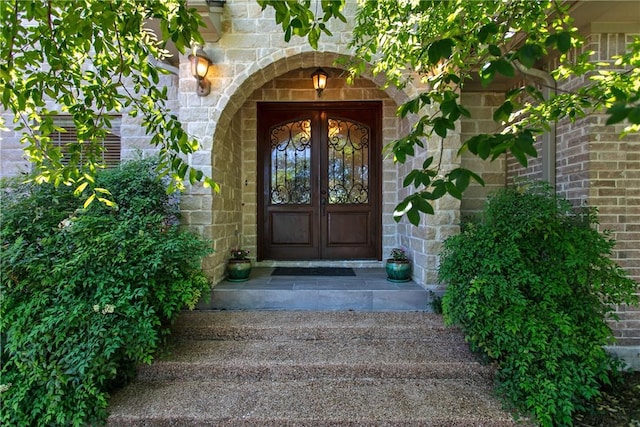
<box><xmin>172</xmin><ymin>310</ymin><xmax>450</xmax><ymax>327</ymax></box>
<box><xmin>135</xmin><ymin>361</ymin><xmax>495</xmax><ymax>382</ymax></box>
<box><xmin>107</xmin><ymin>378</ymin><xmax>526</xmax><ymax>427</ymax></box>
<box><xmin>107</xmin><ymin>415</ymin><xmax>519</xmax><ymax>427</ymax></box>
<box><xmin>170</xmin><ymin>326</ymin><xmax>457</xmax><ymax>340</ymax></box>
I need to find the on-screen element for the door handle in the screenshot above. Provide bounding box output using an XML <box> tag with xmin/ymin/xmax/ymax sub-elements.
<box><xmin>321</xmin><ymin>196</ymin><xmax>327</xmax><ymax>216</ymax></box>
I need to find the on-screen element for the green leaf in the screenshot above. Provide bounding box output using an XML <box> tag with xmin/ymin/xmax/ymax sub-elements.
<box><xmin>83</xmin><ymin>193</ymin><xmax>96</xmax><ymax>208</ymax></box>
<box><xmin>440</xmin><ymin>99</ymin><xmax>457</xmax><ymax>117</ymax></box>
<box><xmin>479</xmin><ymin>62</ymin><xmax>496</xmax><ymax>87</ymax></box>
<box><xmin>414</xmin><ymin>196</ymin><xmax>434</xmax><ymax>215</ymax></box>
<box><xmin>430</xmin><ymin>181</ymin><xmax>447</xmax><ymax>200</ymax></box>
<box><xmin>478</xmin><ymin>23</ymin><xmax>498</xmax><ymax>43</ymax></box>
<box><xmin>433</xmin><ymin>117</ymin><xmax>452</xmax><ymax>138</ymax></box>
<box><xmin>606</xmin><ymin>103</ymin><xmax>631</xmax><ymax>125</ymax></box>
<box><xmin>494</xmin><ymin>59</ymin><xmax>515</xmax><ymax>78</ymax></box>
<box><xmin>94</xmin><ymin>187</ymin><xmax>112</xmax><ymax>196</ymax></box>
<box><xmin>398</xmin><ymin>98</ymin><xmax>421</xmax><ymax>117</ymax></box>
<box><xmin>556</xmin><ymin>31</ymin><xmax>572</xmax><ymax>53</ymax></box>
<box><xmin>627</xmin><ymin>106</ymin><xmax>640</xmax><ymax>124</ymax></box>
<box><xmin>74</xmin><ymin>182</ymin><xmax>89</xmax><ymax>196</ymax></box>
<box><xmin>445</xmin><ymin>181</ymin><xmax>462</xmax><ymax>199</ymax></box>
<box><xmin>510</xmin><ymin>144</ymin><xmax>528</xmax><ymax>167</ymax></box>
<box><xmin>394</xmin><ymin>148</ymin><xmax>406</xmax><ymax>164</ymax></box>
<box><xmin>517</xmin><ymin>44</ymin><xmax>542</xmax><ymax>69</ymax></box>
<box><xmin>422</xmin><ymin>156</ymin><xmax>434</xmax><ymax>169</ymax></box>
<box><xmin>427</xmin><ymin>38</ymin><xmax>454</xmax><ymax>65</ymax></box>
<box><xmin>545</xmin><ymin>33</ymin><xmax>557</xmax><ymax>47</ymax></box>
<box><xmin>407</xmin><ymin>208</ymin><xmax>421</xmax><ymax>226</ymax></box>
<box><xmin>433</xmin><ymin>117</ymin><xmax>447</xmax><ymax>138</ymax></box>
<box><xmin>610</xmin><ymin>87</ymin><xmax>627</xmax><ymax>102</ymax></box>
<box><xmin>488</xmin><ymin>44</ymin><xmax>502</xmax><ymax>57</ymax></box>
<box><xmin>450</xmin><ymin>168</ymin><xmax>471</xmax><ymax>192</ymax></box>
<box><xmin>478</xmin><ymin>137</ymin><xmax>491</xmax><ymax>160</ymax></box>
<box><xmin>393</xmin><ymin>199</ymin><xmax>411</xmax><ymax>222</ymax></box>
<box><xmin>493</xmin><ymin>101</ymin><xmax>514</xmax><ymax>122</ymax></box>
<box><xmin>515</xmin><ymin>132</ymin><xmax>537</xmax><ymax>157</ymax></box>
<box><xmin>462</xmin><ymin>134</ymin><xmax>488</xmax><ymax>157</ymax></box>
<box><xmin>403</xmin><ymin>169</ymin><xmax>419</xmax><ymax>188</ymax></box>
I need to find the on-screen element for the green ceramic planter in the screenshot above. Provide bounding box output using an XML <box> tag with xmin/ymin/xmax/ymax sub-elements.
<box><xmin>226</xmin><ymin>259</ymin><xmax>252</xmax><ymax>282</ymax></box>
<box><xmin>385</xmin><ymin>259</ymin><xmax>411</xmax><ymax>282</ymax></box>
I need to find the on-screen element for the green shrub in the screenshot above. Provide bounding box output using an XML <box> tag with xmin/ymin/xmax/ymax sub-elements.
<box><xmin>439</xmin><ymin>182</ymin><xmax>638</xmax><ymax>426</ymax></box>
<box><xmin>1</xmin><ymin>158</ymin><xmax>212</xmax><ymax>426</ymax></box>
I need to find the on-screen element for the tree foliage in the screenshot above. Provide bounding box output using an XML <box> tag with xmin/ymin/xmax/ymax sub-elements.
<box><xmin>0</xmin><ymin>0</ymin><xmax>218</xmax><ymax>200</ymax></box>
<box><xmin>259</xmin><ymin>0</ymin><xmax>640</xmax><ymax>224</ymax></box>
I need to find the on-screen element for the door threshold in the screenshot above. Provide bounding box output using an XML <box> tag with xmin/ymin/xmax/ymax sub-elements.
<box><xmin>254</xmin><ymin>260</ymin><xmax>384</xmax><ymax>269</ymax></box>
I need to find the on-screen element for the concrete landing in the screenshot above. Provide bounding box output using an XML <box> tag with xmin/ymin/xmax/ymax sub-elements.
<box><xmin>202</xmin><ymin>268</ymin><xmax>435</xmax><ymax>311</ymax></box>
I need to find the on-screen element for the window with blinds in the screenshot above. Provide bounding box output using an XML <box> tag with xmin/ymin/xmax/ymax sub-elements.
<box><xmin>50</xmin><ymin>123</ymin><xmax>121</xmax><ymax>168</ymax></box>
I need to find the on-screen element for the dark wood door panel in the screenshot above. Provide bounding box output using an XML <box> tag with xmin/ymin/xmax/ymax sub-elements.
<box><xmin>325</xmin><ymin>210</ymin><xmax>374</xmax><ymax>259</ymax></box>
<box><xmin>258</xmin><ymin>101</ymin><xmax>381</xmax><ymax>261</ymax></box>
<box><xmin>271</xmin><ymin>211</ymin><xmax>314</xmax><ymax>245</ymax></box>
<box><xmin>326</xmin><ymin>212</ymin><xmax>370</xmax><ymax>245</ymax></box>
<box><xmin>268</xmin><ymin>210</ymin><xmax>319</xmax><ymax>259</ymax></box>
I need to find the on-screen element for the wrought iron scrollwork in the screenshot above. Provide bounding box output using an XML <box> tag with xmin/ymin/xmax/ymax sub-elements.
<box><xmin>327</xmin><ymin>118</ymin><xmax>370</xmax><ymax>204</ymax></box>
<box><xmin>269</xmin><ymin>120</ymin><xmax>312</xmax><ymax>205</ymax></box>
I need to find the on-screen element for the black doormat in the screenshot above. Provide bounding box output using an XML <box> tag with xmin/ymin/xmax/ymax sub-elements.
<box><xmin>271</xmin><ymin>267</ymin><xmax>356</xmax><ymax>276</ymax></box>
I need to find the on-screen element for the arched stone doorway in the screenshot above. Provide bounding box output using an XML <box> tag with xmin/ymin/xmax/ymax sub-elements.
<box><xmin>205</xmin><ymin>55</ymin><xmax>410</xmax><ymax>282</ymax></box>
<box><xmin>191</xmin><ymin>51</ymin><xmax>460</xmax><ymax>286</ymax></box>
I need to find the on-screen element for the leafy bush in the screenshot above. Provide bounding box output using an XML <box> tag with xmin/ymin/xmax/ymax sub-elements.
<box><xmin>1</xmin><ymin>158</ymin><xmax>212</xmax><ymax>426</ymax></box>
<box><xmin>439</xmin><ymin>182</ymin><xmax>638</xmax><ymax>426</ymax></box>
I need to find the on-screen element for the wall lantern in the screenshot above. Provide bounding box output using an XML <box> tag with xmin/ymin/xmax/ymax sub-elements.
<box><xmin>189</xmin><ymin>49</ymin><xmax>213</xmax><ymax>96</ymax></box>
<box><xmin>311</xmin><ymin>68</ymin><xmax>328</xmax><ymax>97</ymax></box>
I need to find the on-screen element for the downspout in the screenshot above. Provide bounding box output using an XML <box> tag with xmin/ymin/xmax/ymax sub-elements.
<box><xmin>513</xmin><ymin>63</ymin><xmax>558</xmax><ymax>189</ymax></box>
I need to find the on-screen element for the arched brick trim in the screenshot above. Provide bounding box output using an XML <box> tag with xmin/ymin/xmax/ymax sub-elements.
<box><xmin>210</xmin><ymin>51</ymin><xmax>414</xmax><ymax>151</ymax></box>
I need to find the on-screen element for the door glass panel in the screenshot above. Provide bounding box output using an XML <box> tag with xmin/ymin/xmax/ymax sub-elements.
<box><xmin>327</xmin><ymin>118</ymin><xmax>369</xmax><ymax>204</ymax></box>
<box><xmin>270</xmin><ymin>119</ymin><xmax>312</xmax><ymax>205</ymax></box>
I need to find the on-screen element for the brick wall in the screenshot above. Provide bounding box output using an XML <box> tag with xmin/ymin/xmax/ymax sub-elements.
<box><xmin>506</xmin><ymin>31</ymin><xmax>640</xmax><ymax>346</ymax></box>
<box><xmin>589</xmin><ymin>115</ymin><xmax>640</xmax><ymax>346</ymax></box>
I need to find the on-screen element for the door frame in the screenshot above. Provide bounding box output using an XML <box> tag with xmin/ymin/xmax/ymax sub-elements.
<box><xmin>256</xmin><ymin>101</ymin><xmax>383</xmax><ymax>261</ymax></box>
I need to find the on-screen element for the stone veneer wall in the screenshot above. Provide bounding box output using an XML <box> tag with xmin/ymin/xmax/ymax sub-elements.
<box><xmin>172</xmin><ymin>0</ymin><xmax>461</xmax><ymax>286</ymax></box>
<box><xmin>460</xmin><ymin>91</ymin><xmax>507</xmax><ymax>219</ymax></box>
<box><xmin>396</xmin><ymin>140</ymin><xmax>461</xmax><ymax>287</ymax></box>
<box><xmin>0</xmin><ymin>70</ymin><xmax>178</xmax><ymax>177</ymax></box>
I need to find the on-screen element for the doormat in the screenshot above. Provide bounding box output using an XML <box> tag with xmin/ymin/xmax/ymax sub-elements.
<box><xmin>271</xmin><ymin>267</ymin><xmax>356</xmax><ymax>276</ymax></box>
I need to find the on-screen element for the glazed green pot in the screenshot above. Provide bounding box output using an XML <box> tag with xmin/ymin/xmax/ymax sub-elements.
<box><xmin>226</xmin><ymin>259</ymin><xmax>252</xmax><ymax>282</ymax></box>
<box><xmin>385</xmin><ymin>259</ymin><xmax>411</xmax><ymax>282</ymax></box>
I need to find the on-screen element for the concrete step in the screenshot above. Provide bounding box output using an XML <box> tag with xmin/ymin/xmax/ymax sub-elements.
<box><xmin>107</xmin><ymin>378</ymin><xmax>518</xmax><ymax>427</ymax></box>
<box><xmin>139</xmin><ymin>339</ymin><xmax>494</xmax><ymax>382</ymax></box>
<box><xmin>201</xmin><ymin>268</ymin><xmax>435</xmax><ymax>311</ymax></box>
<box><xmin>171</xmin><ymin>310</ymin><xmax>450</xmax><ymax>340</ymax></box>
<box><xmin>107</xmin><ymin>311</ymin><xmax>527</xmax><ymax>426</ymax></box>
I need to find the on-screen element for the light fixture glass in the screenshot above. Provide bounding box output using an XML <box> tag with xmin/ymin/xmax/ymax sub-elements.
<box><xmin>188</xmin><ymin>49</ymin><xmax>212</xmax><ymax>96</ymax></box>
<box><xmin>311</xmin><ymin>68</ymin><xmax>328</xmax><ymax>97</ymax></box>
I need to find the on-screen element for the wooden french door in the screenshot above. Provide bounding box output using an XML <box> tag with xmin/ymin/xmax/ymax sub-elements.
<box><xmin>257</xmin><ymin>102</ymin><xmax>382</xmax><ymax>261</ymax></box>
